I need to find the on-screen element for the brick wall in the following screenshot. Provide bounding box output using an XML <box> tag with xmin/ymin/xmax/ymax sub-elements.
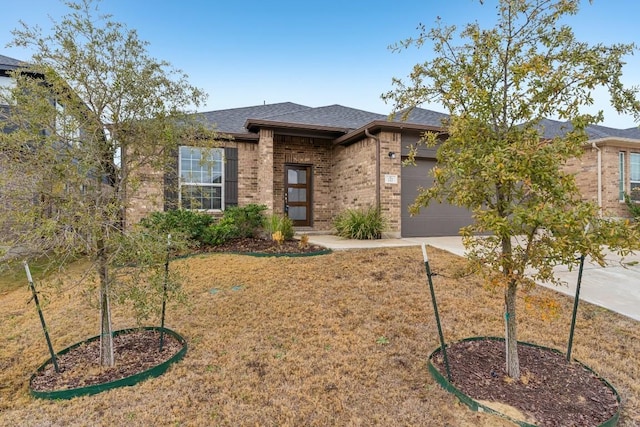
<box><xmin>564</xmin><ymin>141</ymin><xmax>632</xmax><ymax>218</ymax></box>
<box><xmin>378</xmin><ymin>131</ymin><xmax>402</xmax><ymax>237</ymax></box>
<box><xmin>332</xmin><ymin>137</ymin><xmax>377</xmax><ymax>215</ymax></box>
<box><xmin>330</xmin><ymin>132</ymin><xmax>402</xmax><ymax>237</ymax></box>
<box><xmin>256</xmin><ymin>129</ymin><xmax>274</xmax><ymax>211</ymax></box>
<box><xmin>125</xmin><ymin>140</ymin><xmax>260</xmax><ymax>228</ymax></box>
<box><xmin>236</xmin><ymin>141</ymin><xmax>259</xmax><ymax>206</ymax></box>
<box><xmin>125</xmin><ymin>163</ymin><xmax>164</xmax><ymax>227</ymax></box>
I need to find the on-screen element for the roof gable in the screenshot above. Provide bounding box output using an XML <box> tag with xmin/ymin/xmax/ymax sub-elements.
<box><xmin>259</xmin><ymin>104</ymin><xmax>385</xmax><ymax>130</ymax></box>
<box><xmin>199</xmin><ymin>102</ymin><xmax>311</xmax><ymax>134</ymax></box>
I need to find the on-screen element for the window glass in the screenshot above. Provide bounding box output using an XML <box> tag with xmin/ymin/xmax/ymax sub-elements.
<box><xmin>288</xmin><ymin>188</ymin><xmax>306</xmax><ymax>202</ymax></box>
<box><xmin>287</xmin><ymin>169</ymin><xmax>306</xmax><ymax>185</ymax></box>
<box><xmin>179</xmin><ymin>146</ymin><xmax>224</xmax><ymax>210</ymax></box>
<box><xmin>288</xmin><ymin>206</ymin><xmax>306</xmax><ymax>221</ymax></box>
<box><xmin>630</xmin><ymin>153</ymin><xmax>640</xmax><ymax>201</ymax></box>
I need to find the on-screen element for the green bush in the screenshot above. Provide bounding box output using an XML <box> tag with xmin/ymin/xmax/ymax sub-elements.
<box><xmin>202</xmin><ymin>216</ymin><xmax>239</xmax><ymax>246</ymax></box>
<box><xmin>139</xmin><ymin>209</ymin><xmax>214</xmax><ymax>244</ymax></box>
<box><xmin>222</xmin><ymin>204</ymin><xmax>267</xmax><ymax>238</ymax></box>
<box><xmin>264</xmin><ymin>214</ymin><xmax>294</xmax><ymax>240</ymax></box>
<box><xmin>624</xmin><ymin>193</ymin><xmax>640</xmax><ymax>221</ymax></box>
<box><xmin>333</xmin><ymin>206</ymin><xmax>386</xmax><ymax>240</ymax></box>
<box><xmin>202</xmin><ymin>204</ymin><xmax>268</xmax><ymax>246</ymax></box>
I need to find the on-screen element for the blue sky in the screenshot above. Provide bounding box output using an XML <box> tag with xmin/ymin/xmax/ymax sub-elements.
<box><xmin>1</xmin><ymin>0</ymin><xmax>639</xmax><ymax>128</ymax></box>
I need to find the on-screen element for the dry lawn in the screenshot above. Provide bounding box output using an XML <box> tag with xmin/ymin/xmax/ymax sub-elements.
<box><xmin>0</xmin><ymin>246</ymin><xmax>638</xmax><ymax>426</ymax></box>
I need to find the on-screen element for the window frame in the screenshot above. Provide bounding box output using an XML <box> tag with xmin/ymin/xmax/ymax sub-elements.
<box><xmin>630</xmin><ymin>152</ymin><xmax>640</xmax><ymax>202</ymax></box>
<box><xmin>178</xmin><ymin>146</ymin><xmax>225</xmax><ymax>211</ymax></box>
<box><xmin>619</xmin><ymin>151</ymin><xmax>625</xmax><ymax>201</ymax></box>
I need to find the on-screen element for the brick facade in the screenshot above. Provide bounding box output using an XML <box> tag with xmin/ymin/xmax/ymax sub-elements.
<box><xmin>237</xmin><ymin>141</ymin><xmax>259</xmax><ymax>206</ymax></box>
<box><xmin>125</xmin><ymin>163</ymin><xmax>164</xmax><ymax>227</ymax></box>
<box><xmin>125</xmin><ymin>129</ymin><xmax>414</xmax><ymax>236</ymax></box>
<box><xmin>256</xmin><ymin>129</ymin><xmax>274</xmax><ymax>211</ymax></box>
<box><xmin>378</xmin><ymin>131</ymin><xmax>402</xmax><ymax>237</ymax></box>
<box><xmin>564</xmin><ymin>140</ymin><xmax>636</xmax><ymax>219</ymax></box>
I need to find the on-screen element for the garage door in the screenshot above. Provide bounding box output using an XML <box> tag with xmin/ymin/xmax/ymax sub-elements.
<box><xmin>401</xmin><ymin>158</ymin><xmax>473</xmax><ymax>237</ymax></box>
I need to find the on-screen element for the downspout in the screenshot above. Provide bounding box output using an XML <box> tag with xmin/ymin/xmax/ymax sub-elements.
<box><xmin>592</xmin><ymin>141</ymin><xmax>602</xmax><ymax>216</ymax></box>
<box><xmin>365</xmin><ymin>128</ymin><xmax>381</xmax><ymax>209</ymax></box>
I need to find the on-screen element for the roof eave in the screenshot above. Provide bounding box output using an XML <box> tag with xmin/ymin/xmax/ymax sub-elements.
<box><xmin>244</xmin><ymin>118</ymin><xmax>348</xmax><ymax>137</ymax></box>
<box><xmin>334</xmin><ymin>120</ymin><xmax>447</xmax><ymax>146</ymax></box>
<box><xmin>587</xmin><ymin>136</ymin><xmax>640</xmax><ymax>148</ymax></box>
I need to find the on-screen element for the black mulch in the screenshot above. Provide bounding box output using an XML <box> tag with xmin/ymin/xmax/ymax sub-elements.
<box><xmin>431</xmin><ymin>339</ymin><xmax>619</xmax><ymax>427</ymax></box>
<box><xmin>30</xmin><ymin>330</ymin><xmax>183</xmax><ymax>392</ymax></box>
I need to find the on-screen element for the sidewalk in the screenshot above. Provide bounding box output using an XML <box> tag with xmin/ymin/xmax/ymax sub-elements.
<box><xmin>306</xmin><ymin>235</ymin><xmax>640</xmax><ymax>322</ymax></box>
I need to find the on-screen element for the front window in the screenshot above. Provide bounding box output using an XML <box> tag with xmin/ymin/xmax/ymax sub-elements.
<box><xmin>631</xmin><ymin>153</ymin><xmax>640</xmax><ymax>201</ymax></box>
<box><xmin>179</xmin><ymin>146</ymin><xmax>224</xmax><ymax>210</ymax></box>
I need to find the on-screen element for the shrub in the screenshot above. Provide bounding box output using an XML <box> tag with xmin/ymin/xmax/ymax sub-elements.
<box><xmin>202</xmin><ymin>216</ymin><xmax>238</xmax><ymax>246</ymax></box>
<box><xmin>624</xmin><ymin>193</ymin><xmax>640</xmax><ymax>221</ymax></box>
<box><xmin>264</xmin><ymin>214</ymin><xmax>294</xmax><ymax>240</ymax></box>
<box><xmin>333</xmin><ymin>206</ymin><xmax>386</xmax><ymax>240</ymax></box>
<box><xmin>222</xmin><ymin>204</ymin><xmax>267</xmax><ymax>238</ymax></box>
<box><xmin>202</xmin><ymin>204</ymin><xmax>268</xmax><ymax>246</ymax></box>
<box><xmin>139</xmin><ymin>209</ymin><xmax>214</xmax><ymax>244</ymax></box>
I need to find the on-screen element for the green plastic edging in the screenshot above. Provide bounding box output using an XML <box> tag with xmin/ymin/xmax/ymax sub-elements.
<box><xmin>428</xmin><ymin>336</ymin><xmax>620</xmax><ymax>427</ymax></box>
<box><xmin>226</xmin><ymin>248</ymin><xmax>333</xmax><ymax>258</ymax></box>
<box><xmin>29</xmin><ymin>326</ymin><xmax>187</xmax><ymax>400</ymax></box>
<box><xmin>172</xmin><ymin>248</ymin><xmax>332</xmax><ymax>260</ymax></box>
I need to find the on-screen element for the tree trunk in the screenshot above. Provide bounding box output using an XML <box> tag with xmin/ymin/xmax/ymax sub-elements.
<box><xmin>97</xmin><ymin>233</ymin><xmax>114</xmax><ymax>366</ymax></box>
<box><xmin>505</xmin><ymin>280</ymin><xmax>520</xmax><ymax>378</ymax></box>
<box><xmin>500</xmin><ymin>232</ymin><xmax>520</xmax><ymax>379</ymax></box>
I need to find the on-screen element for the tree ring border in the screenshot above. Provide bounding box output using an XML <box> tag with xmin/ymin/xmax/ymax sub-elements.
<box><xmin>29</xmin><ymin>326</ymin><xmax>187</xmax><ymax>400</ymax></box>
<box><xmin>427</xmin><ymin>336</ymin><xmax>620</xmax><ymax>427</ymax></box>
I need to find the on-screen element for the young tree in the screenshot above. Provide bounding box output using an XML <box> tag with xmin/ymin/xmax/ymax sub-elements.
<box><xmin>384</xmin><ymin>0</ymin><xmax>640</xmax><ymax>378</ymax></box>
<box><xmin>0</xmin><ymin>0</ymin><xmax>214</xmax><ymax>366</ymax></box>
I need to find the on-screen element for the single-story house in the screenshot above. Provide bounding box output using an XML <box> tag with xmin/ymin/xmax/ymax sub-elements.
<box><xmin>126</xmin><ymin>102</ymin><xmax>479</xmax><ymax>237</ymax></box>
<box><xmin>125</xmin><ymin>102</ymin><xmax>640</xmax><ymax>237</ymax></box>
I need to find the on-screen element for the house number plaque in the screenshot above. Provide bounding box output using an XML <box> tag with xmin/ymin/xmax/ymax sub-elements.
<box><xmin>384</xmin><ymin>174</ymin><xmax>398</xmax><ymax>184</ymax></box>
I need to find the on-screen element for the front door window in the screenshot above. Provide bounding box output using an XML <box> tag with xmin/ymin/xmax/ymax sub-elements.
<box><xmin>285</xmin><ymin>165</ymin><xmax>311</xmax><ymax>226</ymax></box>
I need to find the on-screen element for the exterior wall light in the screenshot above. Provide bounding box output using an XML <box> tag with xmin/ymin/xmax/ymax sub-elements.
<box><xmin>388</xmin><ymin>151</ymin><xmax>396</xmax><ymax>159</ymax></box>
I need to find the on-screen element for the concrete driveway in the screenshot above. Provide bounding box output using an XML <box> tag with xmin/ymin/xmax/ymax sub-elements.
<box><xmin>307</xmin><ymin>235</ymin><xmax>640</xmax><ymax>322</ymax></box>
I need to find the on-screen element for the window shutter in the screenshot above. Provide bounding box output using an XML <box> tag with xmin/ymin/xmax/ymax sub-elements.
<box><xmin>224</xmin><ymin>147</ymin><xmax>238</xmax><ymax>208</ymax></box>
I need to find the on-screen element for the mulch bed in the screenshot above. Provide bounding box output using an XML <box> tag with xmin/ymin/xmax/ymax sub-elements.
<box><xmin>204</xmin><ymin>237</ymin><xmax>327</xmax><ymax>255</ymax></box>
<box><xmin>431</xmin><ymin>339</ymin><xmax>619</xmax><ymax>427</ymax></box>
<box><xmin>30</xmin><ymin>330</ymin><xmax>183</xmax><ymax>392</ymax></box>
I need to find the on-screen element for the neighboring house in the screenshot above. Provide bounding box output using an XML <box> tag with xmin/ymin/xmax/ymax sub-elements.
<box><xmin>0</xmin><ymin>54</ymin><xmax>21</xmax><ymax>90</ymax></box>
<box><xmin>0</xmin><ymin>54</ymin><xmax>27</xmax><ymax>240</ymax></box>
<box><xmin>553</xmin><ymin>119</ymin><xmax>640</xmax><ymax>217</ymax></box>
<box><xmin>1</xmin><ymin>54</ymin><xmax>106</xmax><ymax>242</ymax></box>
<box><xmin>126</xmin><ymin>103</ymin><xmax>640</xmax><ymax>237</ymax></box>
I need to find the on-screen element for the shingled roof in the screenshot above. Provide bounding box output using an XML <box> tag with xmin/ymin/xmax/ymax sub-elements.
<box><xmin>536</xmin><ymin>118</ymin><xmax>640</xmax><ymax>140</ymax></box>
<box><xmin>198</xmin><ymin>102</ymin><xmax>311</xmax><ymax>134</ymax></box>
<box><xmin>196</xmin><ymin>101</ymin><xmax>639</xmax><ymax>143</ymax></box>
<box><xmin>391</xmin><ymin>107</ymin><xmax>449</xmax><ymax>128</ymax></box>
<box><xmin>250</xmin><ymin>104</ymin><xmax>386</xmax><ymax>131</ymax></box>
<box><xmin>199</xmin><ymin>103</ymin><xmax>385</xmax><ymax>135</ymax></box>
<box><xmin>0</xmin><ymin>54</ymin><xmax>24</xmax><ymax>73</ymax></box>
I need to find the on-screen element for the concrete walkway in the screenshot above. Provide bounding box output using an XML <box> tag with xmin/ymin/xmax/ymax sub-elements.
<box><xmin>306</xmin><ymin>235</ymin><xmax>640</xmax><ymax>322</ymax></box>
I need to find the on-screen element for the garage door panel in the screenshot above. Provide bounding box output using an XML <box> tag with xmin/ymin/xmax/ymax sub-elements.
<box><xmin>401</xmin><ymin>159</ymin><xmax>473</xmax><ymax>237</ymax></box>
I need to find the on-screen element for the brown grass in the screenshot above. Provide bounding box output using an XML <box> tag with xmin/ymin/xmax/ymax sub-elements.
<box><xmin>0</xmin><ymin>246</ymin><xmax>638</xmax><ymax>426</ymax></box>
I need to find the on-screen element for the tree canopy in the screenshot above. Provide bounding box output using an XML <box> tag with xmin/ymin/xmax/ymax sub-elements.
<box><xmin>0</xmin><ymin>0</ymin><xmax>214</xmax><ymax>365</ymax></box>
<box><xmin>384</xmin><ymin>0</ymin><xmax>640</xmax><ymax>378</ymax></box>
